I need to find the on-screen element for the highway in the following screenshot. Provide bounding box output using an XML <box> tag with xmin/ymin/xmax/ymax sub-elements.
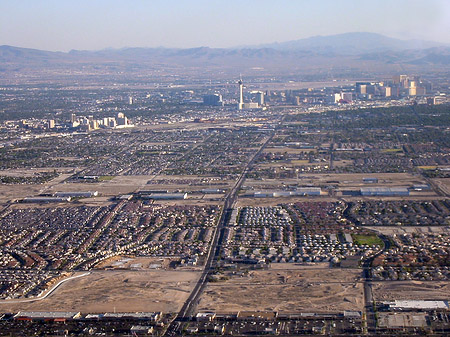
<box><xmin>164</xmin><ymin>133</ymin><xmax>274</xmax><ymax>336</ymax></box>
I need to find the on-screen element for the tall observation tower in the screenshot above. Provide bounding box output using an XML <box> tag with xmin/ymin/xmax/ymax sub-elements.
<box><xmin>238</xmin><ymin>77</ymin><xmax>244</xmax><ymax>110</ymax></box>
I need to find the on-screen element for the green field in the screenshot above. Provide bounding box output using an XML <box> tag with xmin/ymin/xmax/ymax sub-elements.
<box><xmin>98</xmin><ymin>175</ymin><xmax>116</xmax><ymax>181</ymax></box>
<box><xmin>381</xmin><ymin>148</ymin><xmax>402</xmax><ymax>153</ymax></box>
<box><xmin>352</xmin><ymin>234</ymin><xmax>383</xmax><ymax>246</ymax></box>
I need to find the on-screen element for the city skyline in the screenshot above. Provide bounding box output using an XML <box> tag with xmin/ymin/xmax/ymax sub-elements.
<box><xmin>1</xmin><ymin>0</ymin><xmax>450</xmax><ymax>52</ymax></box>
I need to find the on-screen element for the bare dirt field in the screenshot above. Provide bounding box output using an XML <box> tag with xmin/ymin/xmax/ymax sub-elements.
<box><xmin>0</xmin><ymin>270</ymin><xmax>200</xmax><ymax>313</ymax></box>
<box><xmin>433</xmin><ymin>178</ymin><xmax>450</xmax><ymax>196</ymax></box>
<box><xmin>236</xmin><ymin>196</ymin><xmax>336</xmax><ymax>207</ymax></box>
<box><xmin>244</xmin><ymin>173</ymin><xmax>427</xmax><ymax>190</ymax></box>
<box><xmin>47</xmin><ymin>175</ymin><xmax>152</xmax><ymax>197</ymax></box>
<box><xmin>0</xmin><ymin>184</ymin><xmax>44</xmax><ymax>203</ymax></box>
<box><xmin>96</xmin><ymin>256</ymin><xmax>181</xmax><ymax>270</ymax></box>
<box><xmin>0</xmin><ymin>170</ymin><xmax>74</xmax><ymax>203</ymax></box>
<box><xmin>0</xmin><ymin>172</ymin><xmax>231</xmax><ymax>208</ymax></box>
<box><xmin>365</xmin><ymin>226</ymin><xmax>450</xmax><ymax>236</ymax></box>
<box><xmin>372</xmin><ymin>281</ymin><xmax>450</xmax><ymax>301</ymax></box>
<box><xmin>198</xmin><ymin>266</ymin><xmax>364</xmax><ymax>313</ymax></box>
<box><xmin>263</xmin><ymin>147</ymin><xmax>317</xmax><ymax>155</ymax></box>
<box><xmin>143</xmin><ymin>174</ymin><xmax>235</xmax><ymax>191</ymax></box>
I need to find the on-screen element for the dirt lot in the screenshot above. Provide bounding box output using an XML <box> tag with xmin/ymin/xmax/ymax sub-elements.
<box><xmin>48</xmin><ymin>175</ymin><xmax>153</xmax><ymax>197</ymax></box>
<box><xmin>365</xmin><ymin>226</ymin><xmax>450</xmax><ymax>236</ymax></box>
<box><xmin>0</xmin><ymin>270</ymin><xmax>200</xmax><ymax>313</ymax></box>
<box><xmin>433</xmin><ymin>178</ymin><xmax>450</xmax><ymax>196</ymax></box>
<box><xmin>96</xmin><ymin>257</ymin><xmax>172</xmax><ymax>270</ymax></box>
<box><xmin>236</xmin><ymin>196</ymin><xmax>337</xmax><ymax>207</ymax></box>
<box><xmin>198</xmin><ymin>266</ymin><xmax>364</xmax><ymax>313</ymax></box>
<box><xmin>0</xmin><ymin>170</ymin><xmax>74</xmax><ymax>203</ymax></box>
<box><xmin>0</xmin><ymin>173</ymin><xmax>232</xmax><ymax>207</ymax></box>
<box><xmin>372</xmin><ymin>281</ymin><xmax>450</xmax><ymax>301</ymax></box>
<box><xmin>245</xmin><ymin>173</ymin><xmax>426</xmax><ymax>190</ymax></box>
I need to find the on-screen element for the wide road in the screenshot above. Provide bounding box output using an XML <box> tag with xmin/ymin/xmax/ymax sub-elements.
<box><xmin>362</xmin><ymin>234</ymin><xmax>391</xmax><ymax>335</ymax></box>
<box><xmin>0</xmin><ymin>272</ymin><xmax>91</xmax><ymax>304</ymax></box>
<box><xmin>164</xmin><ymin>133</ymin><xmax>274</xmax><ymax>336</ymax></box>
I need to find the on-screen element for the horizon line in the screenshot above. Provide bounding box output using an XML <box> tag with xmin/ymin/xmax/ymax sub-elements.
<box><xmin>1</xmin><ymin>31</ymin><xmax>447</xmax><ymax>54</ymax></box>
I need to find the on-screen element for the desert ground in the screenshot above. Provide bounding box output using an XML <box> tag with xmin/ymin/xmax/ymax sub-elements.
<box><xmin>0</xmin><ymin>270</ymin><xmax>201</xmax><ymax>313</ymax></box>
<box><xmin>197</xmin><ymin>265</ymin><xmax>364</xmax><ymax>313</ymax></box>
<box><xmin>432</xmin><ymin>177</ymin><xmax>450</xmax><ymax>196</ymax></box>
<box><xmin>372</xmin><ymin>281</ymin><xmax>450</xmax><ymax>301</ymax></box>
<box><xmin>0</xmin><ymin>172</ymin><xmax>235</xmax><ymax>207</ymax></box>
<box><xmin>366</xmin><ymin>226</ymin><xmax>450</xmax><ymax>236</ymax></box>
<box><xmin>245</xmin><ymin>172</ymin><xmax>429</xmax><ymax>190</ymax></box>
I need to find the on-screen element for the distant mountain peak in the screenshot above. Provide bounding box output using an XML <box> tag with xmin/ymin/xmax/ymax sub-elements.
<box><xmin>246</xmin><ymin>32</ymin><xmax>445</xmax><ymax>55</ymax></box>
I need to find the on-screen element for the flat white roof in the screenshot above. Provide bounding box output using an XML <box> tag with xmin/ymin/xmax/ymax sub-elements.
<box><xmin>15</xmin><ymin>311</ymin><xmax>80</xmax><ymax>318</ymax></box>
<box><xmin>387</xmin><ymin>300</ymin><xmax>449</xmax><ymax>310</ymax></box>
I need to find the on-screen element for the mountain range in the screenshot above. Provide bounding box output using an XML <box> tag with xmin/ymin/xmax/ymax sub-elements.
<box><xmin>1</xmin><ymin>32</ymin><xmax>450</xmax><ymax>79</ymax></box>
<box><xmin>249</xmin><ymin>32</ymin><xmax>445</xmax><ymax>55</ymax></box>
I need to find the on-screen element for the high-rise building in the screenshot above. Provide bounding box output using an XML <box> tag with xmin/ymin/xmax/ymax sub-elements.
<box><xmin>238</xmin><ymin>78</ymin><xmax>244</xmax><ymax>110</ymax></box>
<box><xmin>382</xmin><ymin>87</ymin><xmax>392</xmax><ymax>97</ymax></box>
<box><xmin>356</xmin><ymin>82</ymin><xmax>372</xmax><ymax>94</ymax></box>
<box><xmin>129</xmin><ymin>96</ymin><xmax>134</xmax><ymax>105</ymax></box>
<box><xmin>117</xmin><ymin>112</ymin><xmax>128</xmax><ymax>126</ymax></box>
<box><xmin>341</xmin><ymin>92</ymin><xmax>352</xmax><ymax>103</ymax></box>
<box><xmin>203</xmin><ymin>94</ymin><xmax>224</xmax><ymax>106</ymax></box>
<box><xmin>333</xmin><ymin>93</ymin><xmax>342</xmax><ymax>103</ymax></box>
<box><xmin>255</xmin><ymin>91</ymin><xmax>264</xmax><ymax>106</ymax></box>
<box><xmin>70</xmin><ymin>113</ymin><xmax>76</xmax><ymax>123</ymax></box>
<box><xmin>47</xmin><ymin>120</ymin><xmax>55</xmax><ymax>129</ymax></box>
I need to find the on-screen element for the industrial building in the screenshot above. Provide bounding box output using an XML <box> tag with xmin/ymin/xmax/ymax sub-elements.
<box><xmin>101</xmin><ymin>312</ymin><xmax>161</xmax><ymax>321</ymax></box>
<box><xmin>383</xmin><ymin>300</ymin><xmax>449</xmax><ymax>311</ymax></box>
<box><xmin>411</xmin><ymin>184</ymin><xmax>430</xmax><ymax>191</ymax></box>
<box><xmin>360</xmin><ymin>187</ymin><xmax>409</xmax><ymax>196</ymax></box>
<box><xmin>203</xmin><ymin>94</ymin><xmax>224</xmax><ymax>106</ymax></box>
<box><xmin>201</xmin><ymin>188</ymin><xmax>226</xmax><ymax>194</ymax></box>
<box><xmin>363</xmin><ymin>177</ymin><xmax>378</xmax><ymax>184</ymax></box>
<box><xmin>142</xmin><ymin>193</ymin><xmax>188</xmax><ymax>200</ymax></box>
<box><xmin>14</xmin><ymin>311</ymin><xmax>81</xmax><ymax>321</ymax></box>
<box><xmin>54</xmin><ymin>191</ymin><xmax>98</xmax><ymax>198</ymax></box>
<box><xmin>22</xmin><ymin>196</ymin><xmax>71</xmax><ymax>203</ymax></box>
<box><xmin>138</xmin><ymin>190</ymin><xmax>169</xmax><ymax>195</ymax></box>
<box><xmin>252</xmin><ymin>188</ymin><xmax>321</xmax><ymax>198</ymax></box>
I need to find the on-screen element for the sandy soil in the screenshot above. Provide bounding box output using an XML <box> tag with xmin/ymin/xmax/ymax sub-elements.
<box><xmin>245</xmin><ymin>173</ymin><xmax>426</xmax><ymax>190</ymax></box>
<box><xmin>0</xmin><ymin>170</ymin><xmax>76</xmax><ymax>203</ymax></box>
<box><xmin>365</xmin><ymin>226</ymin><xmax>450</xmax><ymax>236</ymax></box>
<box><xmin>96</xmin><ymin>256</ymin><xmax>177</xmax><ymax>270</ymax></box>
<box><xmin>0</xmin><ymin>270</ymin><xmax>200</xmax><ymax>313</ymax></box>
<box><xmin>372</xmin><ymin>281</ymin><xmax>450</xmax><ymax>301</ymax></box>
<box><xmin>433</xmin><ymin>178</ymin><xmax>450</xmax><ymax>196</ymax></box>
<box><xmin>198</xmin><ymin>267</ymin><xmax>364</xmax><ymax>313</ymax></box>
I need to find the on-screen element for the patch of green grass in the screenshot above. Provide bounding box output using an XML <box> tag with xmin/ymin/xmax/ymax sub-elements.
<box><xmin>98</xmin><ymin>175</ymin><xmax>115</xmax><ymax>181</ymax></box>
<box><xmin>418</xmin><ymin>166</ymin><xmax>437</xmax><ymax>170</ymax></box>
<box><xmin>381</xmin><ymin>148</ymin><xmax>402</xmax><ymax>153</ymax></box>
<box><xmin>352</xmin><ymin>234</ymin><xmax>383</xmax><ymax>246</ymax></box>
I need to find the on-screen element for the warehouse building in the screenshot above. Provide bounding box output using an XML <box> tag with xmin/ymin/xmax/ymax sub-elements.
<box><xmin>54</xmin><ymin>191</ymin><xmax>98</xmax><ymax>198</ymax></box>
<box><xmin>363</xmin><ymin>177</ymin><xmax>378</xmax><ymax>184</ymax></box>
<box><xmin>142</xmin><ymin>193</ymin><xmax>187</xmax><ymax>200</ymax></box>
<box><xmin>14</xmin><ymin>311</ymin><xmax>81</xmax><ymax>321</ymax></box>
<box><xmin>253</xmin><ymin>188</ymin><xmax>321</xmax><ymax>198</ymax></box>
<box><xmin>360</xmin><ymin>187</ymin><xmax>410</xmax><ymax>196</ymax></box>
<box><xmin>22</xmin><ymin>197</ymin><xmax>71</xmax><ymax>203</ymax></box>
<box><xmin>201</xmin><ymin>188</ymin><xmax>226</xmax><ymax>194</ymax></box>
<box><xmin>384</xmin><ymin>300</ymin><xmax>449</xmax><ymax>311</ymax></box>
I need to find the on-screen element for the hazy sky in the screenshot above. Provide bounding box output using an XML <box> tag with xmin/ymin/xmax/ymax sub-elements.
<box><xmin>1</xmin><ymin>0</ymin><xmax>450</xmax><ymax>51</ymax></box>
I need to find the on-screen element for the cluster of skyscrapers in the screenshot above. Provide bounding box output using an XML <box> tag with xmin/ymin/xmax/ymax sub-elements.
<box><xmin>356</xmin><ymin>75</ymin><xmax>431</xmax><ymax>99</ymax></box>
<box><xmin>202</xmin><ymin>78</ymin><xmax>265</xmax><ymax>110</ymax></box>
<box><xmin>70</xmin><ymin>112</ymin><xmax>132</xmax><ymax>131</ymax></box>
